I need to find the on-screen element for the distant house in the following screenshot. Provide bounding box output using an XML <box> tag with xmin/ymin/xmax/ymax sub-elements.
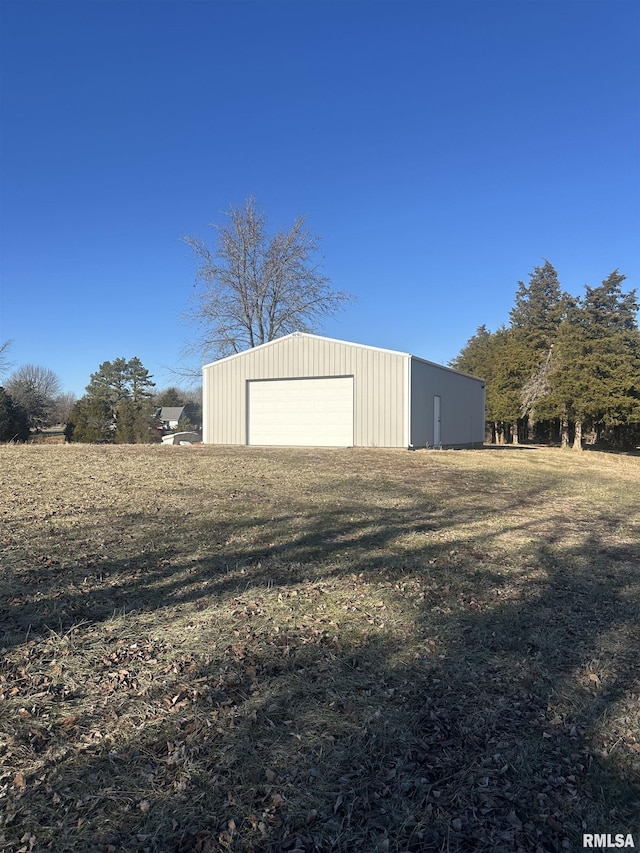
<box><xmin>156</xmin><ymin>406</ymin><xmax>185</xmax><ymax>431</ymax></box>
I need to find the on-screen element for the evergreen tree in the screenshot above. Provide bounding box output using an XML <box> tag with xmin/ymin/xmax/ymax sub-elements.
<box><xmin>179</xmin><ymin>400</ymin><xmax>202</xmax><ymax>431</ymax></box>
<box><xmin>453</xmin><ymin>262</ymin><xmax>638</xmax><ymax>450</ymax></box>
<box><xmin>450</xmin><ymin>325</ymin><xmax>493</xmax><ymax>378</ymax></box>
<box><xmin>65</xmin><ymin>397</ymin><xmax>113</xmax><ymax>443</ymax></box>
<box><xmin>485</xmin><ymin>328</ymin><xmax>527</xmax><ymax>443</ymax></box>
<box><xmin>113</xmin><ymin>398</ymin><xmax>137</xmax><ymax>443</ymax></box>
<box><xmin>580</xmin><ymin>270</ymin><xmax>637</xmax><ymax>336</ymax></box>
<box><xmin>86</xmin><ymin>358</ymin><xmax>133</xmax><ymax>409</ymax></box>
<box><xmin>0</xmin><ymin>387</ymin><xmax>30</xmax><ymax>442</ymax></box>
<box><xmin>455</xmin><ymin>262</ymin><xmax>571</xmax><ymax>444</ymax></box>
<box><xmin>114</xmin><ymin>397</ymin><xmax>159</xmax><ymax>443</ymax></box>
<box><xmin>451</xmin><ymin>325</ymin><xmax>522</xmax><ymax>442</ymax></box>
<box><xmin>540</xmin><ymin>271</ymin><xmax>640</xmax><ymax>449</ymax></box>
<box><xmin>127</xmin><ymin>357</ymin><xmax>155</xmax><ymax>403</ymax></box>
<box><xmin>509</xmin><ymin>261</ymin><xmax>573</xmax><ymax>440</ymax></box>
<box><xmin>76</xmin><ymin>357</ymin><xmax>157</xmax><ymax>442</ymax></box>
<box><xmin>509</xmin><ymin>260</ymin><xmax>572</xmax><ymax>352</ymax></box>
<box><xmin>451</xmin><ymin>325</ymin><xmax>494</xmax><ymax>438</ymax></box>
<box><xmin>156</xmin><ymin>387</ymin><xmax>184</xmax><ymax>407</ymax></box>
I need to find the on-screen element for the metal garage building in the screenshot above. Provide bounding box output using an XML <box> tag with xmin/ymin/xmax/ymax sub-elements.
<box><xmin>202</xmin><ymin>332</ymin><xmax>485</xmax><ymax>449</ymax></box>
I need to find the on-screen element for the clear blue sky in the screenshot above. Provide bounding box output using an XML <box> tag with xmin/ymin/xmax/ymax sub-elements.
<box><xmin>1</xmin><ymin>0</ymin><xmax>639</xmax><ymax>397</ymax></box>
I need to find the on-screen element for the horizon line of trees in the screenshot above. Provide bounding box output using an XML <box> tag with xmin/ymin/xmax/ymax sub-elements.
<box><xmin>65</xmin><ymin>358</ymin><xmax>202</xmax><ymax>444</ymax></box>
<box><xmin>3</xmin><ymin>253</ymin><xmax>638</xmax><ymax>451</ymax></box>
<box><xmin>0</xmin><ymin>357</ymin><xmax>75</xmax><ymax>442</ymax></box>
<box><xmin>451</xmin><ymin>261</ymin><xmax>640</xmax><ymax>450</ymax></box>
<box><xmin>0</xmin><ymin>345</ymin><xmax>201</xmax><ymax>444</ymax></box>
<box><xmin>64</xmin><ymin>357</ymin><xmax>159</xmax><ymax>444</ymax></box>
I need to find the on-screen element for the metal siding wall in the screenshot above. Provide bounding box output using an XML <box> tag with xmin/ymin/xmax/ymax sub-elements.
<box><xmin>410</xmin><ymin>359</ymin><xmax>485</xmax><ymax>447</ymax></box>
<box><xmin>203</xmin><ymin>336</ymin><xmax>407</xmax><ymax>447</ymax></box>
<box><xmin>410</xmin><ymin>360</ymin><xmax>428</xmax><ymax>447</ymax></box>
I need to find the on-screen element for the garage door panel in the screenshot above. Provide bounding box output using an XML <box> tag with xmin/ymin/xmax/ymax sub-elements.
<box><xmin>248</xmin><ymin>377</ymin><xmax>353</xmax><ymax>446</ymax></box>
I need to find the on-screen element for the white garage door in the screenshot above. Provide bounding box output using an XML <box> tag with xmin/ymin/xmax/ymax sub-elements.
<box><xmin>248</xmin><ymin>377</ymin><xmax>354</xmax><ymax>446</ymax></box>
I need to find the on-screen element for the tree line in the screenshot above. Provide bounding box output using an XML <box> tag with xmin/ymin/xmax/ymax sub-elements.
<box><xmin>451</xmin><ymin>261</ymin><xmax>640</xmax><ymax>449</ymax></box>
<box><xmin>3</xmin><ymin>198</ymin><xmax>637</xmax><ymax>453</ymax></box>
<box><xmin>65</xmin><ymin>358</ymin><xmax>201</xmax><ymax>444</ymax></box>
<box><xmin>0</xmin><ymin>357</ymin><xmax>74</xmax><ymax>442</ymax></box>
<box><xmin>0</xmin><ymin>347</ymin><xmax>200</xmax><ymax>444</ymax></box>
<box><xmin>3</xmin><ymin>196</ymin><xmax>347</xmax><ymax>442</ymax></box>
<box><xmin>182</xmin><ymin>201</ymin><xmax>638</xmax><ymax>451</ymax></box>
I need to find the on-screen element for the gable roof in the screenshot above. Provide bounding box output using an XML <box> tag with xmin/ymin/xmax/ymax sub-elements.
<box><xmin>158</xmin><ymin>406</ymin><xmax>185</xmax><ymax>421</ymax></box>
<box><xmin>202</xmin><ymin>331</ymin><xmax>409</xmax><ymax>370</ymax></box>
<box><xmin>202</xmin><ymin>332</ymin><xmax>484</xmax><ymax>382</ymax></box>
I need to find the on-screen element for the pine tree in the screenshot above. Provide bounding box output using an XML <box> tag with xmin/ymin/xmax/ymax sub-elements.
<box><xmin>541</xmin><ymin>271</ymin><xmax>640</xmax><ymax>449</ymax></box>
<box><xmin>453</xmin><ymin>262</ymin><xmax>571</xmax><ymax>445</ymax></box>
<box><xmin>114</xmin><ymin>398</ymin><xmax>137</xmax><ymax>443</ymax></box>
<box><xmin>486</xmin><ymin>329</ymin><xmax>527</xmax><ymax>443</ymax></box>
<box><xmin>74</xmin><ymin>357</ymin><xmax>157</xmax><ymax>443</ymax></box>
<box><xmin>509</xmin><ymin>261</ymin><xmax>573</xmax><ymax>440</ymax></box>
<box><xmin>114</xmin><ymin>397</ymin><xmax>159</xmax><ymax>443</ymax></box>
<box><xmin>580</xmin><ymin>270</ymin><xmax>637</xmax><ymax>336</ymax></box>
<box><xmin>65</xmin><ymin>396</ymin><xmax>113</xmax><ymax>443</ymax></box>
<box><xmin>453</xmin><ymin>263</ymin><xmax>638</xmax><ymax>450</ymax></box>
<box><xmin>126</xmin><ymin>357</ymin><xmax>155</xmax><ymax>403</ymax></box>
<box><xmin>509</xmin><ymin>260</ymin><xmax>572</xmax><ymax>352</ymax></box>
<box><xmin>451</xmin><ymin>325</ymin><xmax>522</xmax><ymax>443</ymax></box>
<box><xmin>85</xmin><ymin>358</ymin><xmax>131</xmax><ymax>409</ymax></box>
<box><xmin>156</xmin><ymin>387</ymin><xmax>184</xmax><ymax>407</ymax></box>
<box><xmin>0</xmin><ymin>387</ymin><xmax>30</xmax><ymax>442</ymax></box>
<box><xmin>450</xmin><ymin>325</ymin><xmax>492</xmax><ymax>377</ymax></box>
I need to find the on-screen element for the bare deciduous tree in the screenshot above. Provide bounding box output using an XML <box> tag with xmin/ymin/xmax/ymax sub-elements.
<box><xmin>182</xmin><ymin>197</ymin><xmax>351</xmax><ymax>362</ymax></box>
<box><xmin>53</xmin><ymin>391</ymin><xmax>77</xmax><ymax>425</ymax></box>
<box><xmin>6</xmin><ymin>364</ymin><xmax>62</xmax><ymax>430</ymax></box>
<box><xmin>0</xmin><ymin>341</ymin><xmax>13</xmax><ymax>378</ymax></box>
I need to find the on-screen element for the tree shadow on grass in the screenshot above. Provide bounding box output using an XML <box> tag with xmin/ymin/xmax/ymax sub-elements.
<box><xmin>472</xmin><ymin>445</ymin><xmax>539</xmax><ymax>451</ymax></box>
<box><xmin>3</xmin><ymin>445</ymin><xmax>639</xmax><ymax>849</ymax></box>
<box><xmin>3</xmin><ymin>503</ymin><xmax>640</xmax><ymax>851</ymax></box>
<box><xmin>1</xmin><ymin>461</ymin><xmax>573</xmax><ymax>654</ymax></box>
<box><xmin>0</xmin><ymin>495</ymin><xmax>447</xmax><ymax>648</ymax></box>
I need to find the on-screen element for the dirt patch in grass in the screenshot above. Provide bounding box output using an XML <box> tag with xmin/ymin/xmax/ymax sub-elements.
<box><xmin>1</xmin><ymin>444</ymin><xmax>639</xmax><ymax>851</ymax></box>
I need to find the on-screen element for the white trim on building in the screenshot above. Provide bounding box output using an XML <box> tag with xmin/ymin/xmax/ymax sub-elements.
<box><xmin>202</xmin><ymin>332</ymin><xmax>485</xmax><ymax>449</ymax></box>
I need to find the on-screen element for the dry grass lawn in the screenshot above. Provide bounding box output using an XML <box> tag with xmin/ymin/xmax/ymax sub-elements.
<box><xmin>1</xmin><ymin>444</ymin><xmax>639</xmax><ymax>852</ymax></box>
